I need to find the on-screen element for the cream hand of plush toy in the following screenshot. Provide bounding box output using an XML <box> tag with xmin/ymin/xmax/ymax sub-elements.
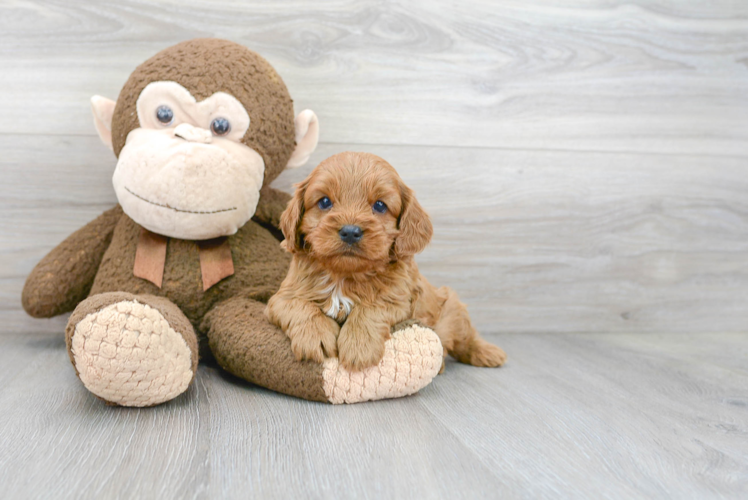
<box><xmin>22</xmin><ymin>39</ymin><xmax>442</xmax><ymax>406</ymax></box>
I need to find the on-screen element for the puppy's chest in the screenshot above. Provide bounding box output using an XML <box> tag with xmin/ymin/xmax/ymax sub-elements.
<box><xmin>316</xmin><ymin>277</ymin><xmax>411</xmax><ymax>323</ymax></box>
<box><xmin>318</xmin><ymin>279</ymin><xmax>356</xmax><ymax>322</ymax></box>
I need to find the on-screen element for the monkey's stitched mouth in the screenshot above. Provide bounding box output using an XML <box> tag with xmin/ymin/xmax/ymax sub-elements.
<box><xmin>125</xmin><ymin>186</ymin><xmax>237</xmax><ymax>214</ymax></box>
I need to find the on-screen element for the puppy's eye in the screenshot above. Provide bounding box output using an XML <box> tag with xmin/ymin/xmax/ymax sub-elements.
<box><xmin>372</xmin><ymin>200</ymin><xmax>388</xmax><ymax>214</ymax></box>
<box><xmin>318</xmin><ymin>197</ymin><xmax>333</xmax><ymax>210</ymax></box>
<box><xmin>156</xmin><ymin>105</ymin><xmax>174</xmax><ymax>125</ymax></box>
<box><xmin>210</xmin><ymin>117</ymin><xmax>231</xmax><ymax>136</ymax></box>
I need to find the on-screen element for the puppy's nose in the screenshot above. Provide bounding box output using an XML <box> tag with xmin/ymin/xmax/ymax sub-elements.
<box><xmin>339</xmin><ymin>225</ymin><xmax>363</xmax><ymax>244</ymax></box>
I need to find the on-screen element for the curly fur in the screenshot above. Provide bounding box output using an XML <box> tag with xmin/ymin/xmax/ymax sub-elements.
<box><xmin>267</xmin><ymin>152</ymin><xmax>507</xmax><ymax>371</ymax></box>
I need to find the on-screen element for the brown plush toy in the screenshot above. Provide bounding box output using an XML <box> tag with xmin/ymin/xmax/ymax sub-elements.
<box><xmin>22</xmin><ymin>39</ymin><xmax>442</xmax><ymax>406</ymax></box>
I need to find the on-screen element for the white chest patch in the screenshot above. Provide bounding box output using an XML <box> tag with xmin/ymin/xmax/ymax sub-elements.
<box><xmin>321</xmin><ymin>278</ymin><xmax>354</xmax><ymax>319</ymax></box>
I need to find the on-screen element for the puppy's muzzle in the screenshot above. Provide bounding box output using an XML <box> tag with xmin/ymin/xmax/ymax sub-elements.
<box><xmin>339</xmin><ymin>225</ymin><xmax>363</xmax><ymax>245</ymax></box>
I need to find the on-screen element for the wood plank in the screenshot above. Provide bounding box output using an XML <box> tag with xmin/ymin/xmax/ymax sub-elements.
<box><xmin>0</xmin><ymin>331</ymin><xmax>745</xmax><ymax>498</ymax></box>
<box><xmin>0</xmin><ymin>331</ymin><xmax>211</xmax><ymax>499</ymax></box>
<box><xmin>3</xmin><ymin>136</ymin><xmax>747</xmax><ymax>334</ymax></box>
<box><xmin>204</xmin><ymin>371</ymin><xmax>506</xmax><ymax>499</ymax></box>
<box><xmin>419</xmin><ymin>332</ymin><xmax>748</xmax><ymax>498</ymax></box>
<box><xmin>0</xmin><ymin>1</ymin><xmax>746</xmax><ymax>155</ymax></box>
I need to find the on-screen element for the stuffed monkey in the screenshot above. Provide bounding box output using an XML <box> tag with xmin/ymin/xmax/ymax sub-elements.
<box><xmin>22</xmin><ymin>39</ymin><xmax>442</xmax><ymax>406</ymax></box>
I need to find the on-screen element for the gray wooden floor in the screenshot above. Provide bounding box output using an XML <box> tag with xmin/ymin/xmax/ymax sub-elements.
<box><xmin>1</xmin><ymin>331</ymin><xmax>746</xmax><ymax>499</ymax></box>
<box><xmin>1</xmin><ymin>1</ymin><xmax>747</xmax><ymax>499</ymax></box>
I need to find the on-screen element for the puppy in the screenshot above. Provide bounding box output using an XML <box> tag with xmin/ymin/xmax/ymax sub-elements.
<box><xmin>266</xmin><ymin>152</ymin><xmax>506</xmax><ymax>371</ymax></box>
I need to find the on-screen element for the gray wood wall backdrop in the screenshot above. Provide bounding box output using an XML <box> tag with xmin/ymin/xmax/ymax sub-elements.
<box><xmin>1</xmin><ymin>0</ymin><xmax>747</xmax><ymax>336</ymax></box>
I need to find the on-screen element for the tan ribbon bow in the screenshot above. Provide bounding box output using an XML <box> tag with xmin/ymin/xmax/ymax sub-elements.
<box><xmin>133</xmin><ymin>228</ymin><xmax>235</xmax><ymax>291</ymax></box>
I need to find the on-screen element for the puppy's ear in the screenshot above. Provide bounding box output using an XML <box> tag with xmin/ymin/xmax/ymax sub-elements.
<box><xmin>279</xmin><ymin>179</ymin><xmax>308</xmax><ymax>253</ymax></box>
<box><xmin>394</xmin><ymin>184</ymin><xmax>433</xmax><ymax>258</ymax></box>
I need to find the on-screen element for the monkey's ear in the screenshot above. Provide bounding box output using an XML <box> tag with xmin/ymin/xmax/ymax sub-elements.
<box><xmin>279</xmin><ymin>179</ymin><xmax>308</xmax><ymax>253</ymax></box>
<box><xmin>286</xmin><ymin>110</ymin><xmax>319</xmax><ymax>169</ymax></box>
<box><xmin>394</xmin><ymin>184</ymin><xmax>433</xmax><ymax>259</ymax></box>
<box><xmin>91</xmin><ymin>95</ymin><xmax>116</xmax><ymax>151</ymax></box>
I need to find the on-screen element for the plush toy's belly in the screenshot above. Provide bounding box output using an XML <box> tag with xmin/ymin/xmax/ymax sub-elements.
<box><xmin>90</xmin><ymin>214</ymin><xmax>290</xmax><ymax>326</ymax></box>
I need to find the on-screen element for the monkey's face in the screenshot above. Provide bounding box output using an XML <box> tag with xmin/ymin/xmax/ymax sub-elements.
<box><xmin>111</xmin><ymin>81</ymin><xmax>263</xmax><ymax>240</ymax></box>
<box><xmin>92</xmin><ymin>40</ymin><xmax>320</xmax><ymax>240</ymax></box>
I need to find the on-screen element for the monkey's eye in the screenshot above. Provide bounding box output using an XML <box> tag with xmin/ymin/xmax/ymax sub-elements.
<box><xmin>210</xmin><ymin>117</ymin><xmax>231</xmax><ymax>136</ymax></box>
<box><xmin>318</xmin><ymin>197</ymin><xmax>333</xmax><ymax>210</ymax></box>
<box><xmin>372</xmin><ymin>200</ymin><xmax>388</xmax><ymax>214</ymax></box>
<box><xmin>156</xmin><ymin>105</ymin><xmax>174</xmax><ymax>125</ymax></box>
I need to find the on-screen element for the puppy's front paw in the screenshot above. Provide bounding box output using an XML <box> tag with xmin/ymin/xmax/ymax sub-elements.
<box><xmin>337</xmin><ymin>324</ymin><xmax>387</xmax><ymax>371</ymax></box>
<box><xmin>288</xmin><ymin>314</ymin><xmax>339</xmax><ymax>364</ymax></box>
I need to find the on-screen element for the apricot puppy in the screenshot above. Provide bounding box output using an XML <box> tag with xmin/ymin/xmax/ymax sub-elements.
<box><xmin>266</xmin><ymin>152</ymin><xmax>506</xmax><ymax>371</ymax></box>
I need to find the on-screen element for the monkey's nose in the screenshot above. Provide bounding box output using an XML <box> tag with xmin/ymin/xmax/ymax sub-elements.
<box><xmin>339</xmin><ymin>225</ymin><xmax>363</xmax><ymax>245</ymax></box>
<box><xmin>174</xmin><ymin>123</ymin><xmax>213</xmax><ymax>144</ymax></box>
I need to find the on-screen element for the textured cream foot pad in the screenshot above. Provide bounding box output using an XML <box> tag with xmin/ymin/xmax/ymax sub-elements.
<box><xmin>322</xmin><ymin>325</ymin><xmax>443</xmax><ymax>404</ymax></box>
<box><xmin>70</xmin><ymin>301</ymin><xmax>194</xmax><ymax>407</ymax></box>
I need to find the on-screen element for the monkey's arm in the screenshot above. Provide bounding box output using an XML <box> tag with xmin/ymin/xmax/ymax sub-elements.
<box><xmin>22</xmin><ymin>205</ymin><xmax>124</xmax><ymax>318</ymax></box>
<box><xmin>252</xmin><ymin>186</ymin><xmax>291</xmax><ymax>231</ymax></box>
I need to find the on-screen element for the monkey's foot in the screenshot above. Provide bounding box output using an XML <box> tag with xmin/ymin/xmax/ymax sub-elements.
<box><xmin>321</xmin><ymin>324</ymin><xmax>443</xmax><ymax>404</ymax></box>
<box><xmin>67</xmin><ymin>293</ymin><xmax>198</xmax><ymax>407</ymax></box>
